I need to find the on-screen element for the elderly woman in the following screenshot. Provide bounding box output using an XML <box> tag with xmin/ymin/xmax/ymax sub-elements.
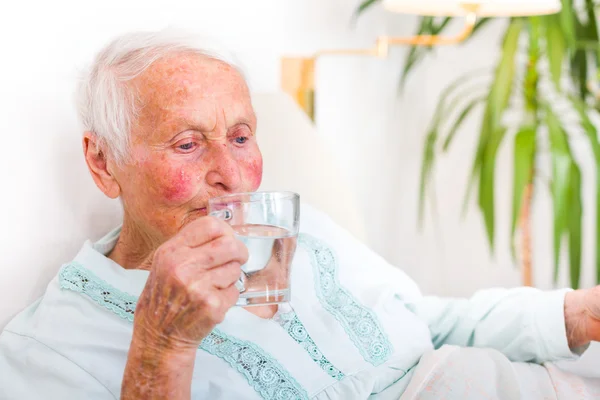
<box><xmin>0</xmin><ymin>30</ymin><xmax>599</xmax><ymax>400</ymax></box>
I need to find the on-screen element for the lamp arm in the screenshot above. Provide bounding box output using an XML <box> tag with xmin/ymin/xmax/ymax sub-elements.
<box><xmin>381</xmin><ymin>11</ymin><xmax>477</xmax><ymax>46</ymax></box>
<box><xmin>281</xmin><ymin>12</ymin><xmax>478</xmax><ymax>120</ymax></box>
<box><xmin>316</xmin><ymin>12</ymin><xmax>477</xmax><ymax>57</ymax></box>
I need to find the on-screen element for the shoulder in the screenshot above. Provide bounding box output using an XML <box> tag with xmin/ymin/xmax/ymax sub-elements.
<box><xmin>298</xmin><ymin>202</ymin><xmax>422</xmax><ymax>301</ymax></box>
<box><xmin>299</xmin><ymin>202</ymin><xmax>362</xmax><ymax>244</ymax></box>
<box><xmin>3</xmin><ymin>268</ymin><xmax>126</xmax><ymax>337</ymax></box>
<box><xmin>1</xmin><ymin>265</ymin><xmax>134</xmax><ymax>397</ymax></box>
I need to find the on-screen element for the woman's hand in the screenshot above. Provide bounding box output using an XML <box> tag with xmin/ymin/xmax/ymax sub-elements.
<box><xmin>122</xmin><ymin>216</ymin><xmax>248</xmax><ymax>399</ymax></box>
<box><xmin>564</xmin><ymin>286</ymin><xmax>600</xmax><ymax>349</ymax></box>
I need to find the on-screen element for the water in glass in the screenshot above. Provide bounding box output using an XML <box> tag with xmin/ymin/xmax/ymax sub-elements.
<box><xmin>233</xmin><ymin>223</ymin><xmax>297</xmax><ymax>306</ymax></box>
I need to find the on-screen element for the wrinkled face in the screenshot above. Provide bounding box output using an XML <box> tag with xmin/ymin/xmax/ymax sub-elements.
<box><xmin>113</xmin><ymin>53</ymin><xmax>262</xmax><ymax>243</ymax></box>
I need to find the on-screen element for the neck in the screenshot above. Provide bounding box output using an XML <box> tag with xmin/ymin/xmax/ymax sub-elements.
<box><xmin>108</xmin><ymin>213</ymin><xmax>160</xmax><ymax>270</ymax></box>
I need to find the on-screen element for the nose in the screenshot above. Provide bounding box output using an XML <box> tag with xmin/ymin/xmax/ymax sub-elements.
<box><xmin>205</xmin><ymin>143</ymin><xmax>243</xmax><ymax>192</ymax></box>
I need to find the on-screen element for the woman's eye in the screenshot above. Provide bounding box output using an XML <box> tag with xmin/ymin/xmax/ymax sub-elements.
<box><xmin>178</xmin><ymin>142</ymin><xmax>196</xmax><ymax>151</ymax></box>
<box><xmin>235</xmin><ymin>137</ymin><xmax>248</xmax><ymax>145</ymax></box>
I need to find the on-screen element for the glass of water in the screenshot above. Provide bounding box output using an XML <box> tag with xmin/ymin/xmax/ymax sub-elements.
<box><xmin>208</xmin><ymin>191</ymin><xmax>300</xmax><ymax>307</ymax></box>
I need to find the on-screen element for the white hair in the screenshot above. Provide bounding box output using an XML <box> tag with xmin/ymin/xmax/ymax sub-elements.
<box><xmin>76</xmin><ymin>29</ymin><xmax>246</xmax><ymax>165</ymax></box>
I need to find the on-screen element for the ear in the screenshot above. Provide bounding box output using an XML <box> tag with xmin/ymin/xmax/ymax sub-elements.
<box><xmin>82</xmin><ymin>132</ymin><xmax>121</xmax><ymax>199</ymax></box>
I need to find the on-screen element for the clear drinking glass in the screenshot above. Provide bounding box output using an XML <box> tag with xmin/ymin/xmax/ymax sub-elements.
<box><xmin>208</xmin><ymin>191</ymin><xmax>300</xmax><ymax>307</ymax></box>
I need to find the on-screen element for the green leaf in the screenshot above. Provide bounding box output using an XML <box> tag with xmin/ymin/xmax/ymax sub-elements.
<box><xmin>465</xmin><ymin>19</ymin><xmax>523</xmax><ymax>247</ymax></box>
<box><xmin>586</xmin><ymin>0</ymin><xmax>600</xmax><ymax>63</ymax></box>
<box><xmin>442</xmin><ymin>95</ymin><xmax>487</xmax><ymax>151</ymax></box>
<box><xmin>479</xmin><ymin>127</ymin><xmax>508</xmax><ymax>250</ymax></box>
<box><xmin>559</xmin><ymin>0</ymin><xmax>576</xmax><ymax>48</ymax></box>
<box><xmin>400</xmin><ymin>46</ymin><xmax>427</xmax><ymax>91</ymax></box>
<box><xmin>511</xmin><ymin>126</ymin><xmax>537</xmax><ymax>261</ymax></box>
<box><xmin>417</xmin><ymin>70</ymin><xmax>489</xmax><ymax>226</ymax></box>
<box><xmin>355</xmin><ymin>0</ymin><xmax>381</xmax><ymax>14</ymax></box>
<box><xmin>418</xmin><ymin>87</ymin><xmax>490</xmax><ymax>227</ymax></box>
<box><xmin>573</xmin><ymin>50</ymin><xmax>589</xmax><ymax>100</ymax></box>
<box><xmin>573</xmin><ymin>39</ymin><xmax>600</xmax><ymax>51</ymax></box>
<box><xmin>572</xmin><ymin>96</ymin><xmax>600</xmax><ymax>160</ymax></box>
<box><xmin>544</xmin><ymin>14</ymin><xmax>566</xmax><ymax>90</ymax></box>
<box><xmin>400</xmin><ymin>17</ymin><xmax>491</xmax><ymax>90</ymax></box>
<box><xmin>400</xmin><ymin>17</ymin><xmax>436</xmax><ymax>90</ymax></box>
<box><xmin>424</xmin><ymin>16</ymin><xmax>435</xmax><ymax>33</ymax></box>
<box><xmin>473</xmin><ymin>17</ymin><xmax>492</xmax><ymax>34</ymax></box>
<box><xmin>477</xmin><ymin>18</ymin><xmax>523</xmax><ymax>162</ymax></box>
<box><xmin>568</xmin><ymin>163</ymin><xmax>583</xmax><ymax>289</ymax></box>
<box><xmin>571</xmin><ymin>96</ymin><xmax>600</xmax><ymax>284</ymax></box>
<box><xmin>418</xmin><ymin>131</ymin><xmax>437</xmax><ymax>226</ymax></box>
<box><xmin>429</xmin><ymin>70</ymin><xmax>487</xmax><ymax>128</ymax></box>
<box><xmin>434</xmin><ymin>17</ymin><xmax>453</xmax><ymax>34</ymax></box>
<box><xmin>570</xmin><ymin>14</ymin><xmax>593</xmax><ymax>100</ymax></box>
<box><xmin>546</xmin><ymin>105</ymin><xmax>572</xmax><ymax>282</ymax></box>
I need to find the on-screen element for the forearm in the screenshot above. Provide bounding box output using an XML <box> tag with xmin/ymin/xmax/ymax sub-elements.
<box><xmin>121</xmin><ymin>335</ymin><xmax>197</xmax><ymax>400</ymax></box>
<box><xmin>411</xmin><ymin>287</ymin><xmax>580</xmax><ymax>363</ymax></box>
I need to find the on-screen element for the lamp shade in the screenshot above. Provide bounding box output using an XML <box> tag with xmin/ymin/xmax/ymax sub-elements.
<box><xmin>382</xmin><ymin>0</ymin><xmax>562</xmax><ymax>17</ymax></box>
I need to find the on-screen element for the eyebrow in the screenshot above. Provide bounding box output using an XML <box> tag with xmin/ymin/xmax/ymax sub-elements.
<box><xmin>166</xmin><ymin>116</ymin><xmax>256</xmax><ymax>141</ymax></box>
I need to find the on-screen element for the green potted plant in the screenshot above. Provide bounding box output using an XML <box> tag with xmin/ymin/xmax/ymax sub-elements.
<box><xmin>358</xmin><ymin>0</ymin><xmax>600</xmax><ymax>288</ymax></box>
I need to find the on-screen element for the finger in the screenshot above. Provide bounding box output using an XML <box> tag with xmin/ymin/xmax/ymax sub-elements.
<box><xmin>209</xmin><ymin>262</ymin><xmax>244</xmax><ymax>289</ymax></box>
<box><xmin>188</xmin><ymin>262</ymin><xmax>242</xmax><ymax>292</ymax></box>
<box><xmin>177</xmin><ymin>216</ymin><xmax>234</xmax><ymax>248</ymax></box>
<box><xmin>188</xmin><ymin>235</ymin><xmax>249</xmax><ymax>270</ymax></box>
<box><xmin>202</xmin><ymin>286</ymin><xmax>240</xmax><ymax>323</ymax></box>
<box><xmin>221</xmin><ymin>283</ymin><xmax>241</xmax><ymax>308</ymax></box>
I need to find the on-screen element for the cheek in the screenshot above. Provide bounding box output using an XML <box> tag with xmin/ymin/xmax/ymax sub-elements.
<box><xmin>246</xmin><ymin>156</ymin><xmax>263</xmax><ymax>190</ymax></box>
<box><xmin>160</xmin><ymin>168</ymin><xmax>197</xmax><ymax>203</ymax></box>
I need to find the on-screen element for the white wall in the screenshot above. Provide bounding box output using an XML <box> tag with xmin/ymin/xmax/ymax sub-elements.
<box><xmin>294</xmin><ymin>1</ymin><xmax>599</xmax><ymax>295</ymax></box>
<box><xmin>0</xmin><ymin>0</ymin><xmax>596</xmax><ymax>328</ymax></box>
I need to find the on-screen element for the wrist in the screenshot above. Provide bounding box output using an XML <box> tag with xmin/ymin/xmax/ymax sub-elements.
<box><xmin>121</xmin><ymin>324</ymin><xmax>198</xmax><ymax>400</ymax></box>
<box><xmin>129</xmin><ymin>328</ymin><xmax>198</xmax><ymax>369</ymax></box>
<box><xmin>132</xmin><ymin>318</ymin><xmax>200</xmax><ymax>355</ymax></box>
<box><xmin>564</xmin><ymin>290</ymin><xmax>591</xmax><ymax>349</ymax></box>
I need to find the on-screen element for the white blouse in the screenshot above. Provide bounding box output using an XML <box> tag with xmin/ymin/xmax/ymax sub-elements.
<box><xmin>0</xmin><ymin>204</ymin><xmax>579</xmax><ymax>399</ymax></box>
